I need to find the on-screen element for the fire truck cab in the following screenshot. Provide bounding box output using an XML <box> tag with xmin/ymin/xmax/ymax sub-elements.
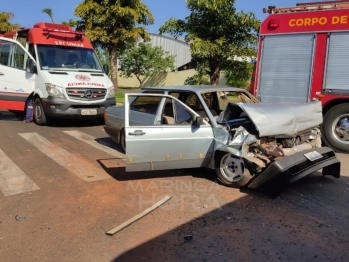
<box><xmin>0</xmin><ymin>22</ymin><xmax>115</xmax><ymax>125</ymax></box>
<box><xmin>250</xmin><ymin>1</ymin><xmax>349</xmax><ymax>153</ymax></box>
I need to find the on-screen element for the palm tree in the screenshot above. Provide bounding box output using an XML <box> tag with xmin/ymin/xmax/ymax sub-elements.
<box><xmin>0</xmin><ymin>12</ymin><xmax>20</xmax><ymax>33</ymax></box>
<box><xmin>42</xmin><ymin>8</ymin><xmax>55</xmax><ymax>23</ymax></box>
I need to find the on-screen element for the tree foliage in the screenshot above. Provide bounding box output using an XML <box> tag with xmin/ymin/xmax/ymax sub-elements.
<box><xmin>224</xmin><ymin>61</ymin><xmax>254</xmax><ymax>89</ymax></box>
<box><xmin>0</xmin><ymin>12</ymin><xmax>20</xmax><ymax>34</ymax></box>
<box><xmin>184</xmin><ymin>61</ymin><xmax>210</xmax><ymax>85</ymax></box>
<box><xmin>62</xmin><ymin>19</ymin><xmax>78</xmax><ymax>29</ymax></box>
<box><xmin>42</xmin><ymin>8</ymin><xmax>55</xmax><ymax>23</ymax></box>
<box><xmin>159</xmin><ymin>0</ymin><xmax>259</xmax><ymax>86</ymax></box>
<box><xmin>74</xmin><ymin>0</ymin><xmax>154</xmax><ymax>90</ymax></box>
<box><xmin>119</xmin><ymin>42</ymin><xmax>175</xmax><ymax>87</ymax></box>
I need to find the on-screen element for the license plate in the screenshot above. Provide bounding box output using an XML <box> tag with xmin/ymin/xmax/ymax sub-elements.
<box><xmin>81</xmin><ymin>109</ymin><xmax>97</xmax><ymax>115</ymax></box>
<box><xmin>304</xmin><ymin>151</ymin><xmax>323</xmax><ymax>162</ymax></box>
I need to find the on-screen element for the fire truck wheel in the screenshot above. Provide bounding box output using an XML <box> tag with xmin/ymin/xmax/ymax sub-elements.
<box><xmin>34</xmin><ymin>98</ymin><xmax>49</xmax><ymax>126</ymax></box>
<box><xmin>215</xmin><ymin>152</ymin><xmax>252</xmax><ymax>187</ymax></box>
<box><xmin>321</xmin><ymin>103</ymin><xmax>349</xmax><ymax>153</ymax></box>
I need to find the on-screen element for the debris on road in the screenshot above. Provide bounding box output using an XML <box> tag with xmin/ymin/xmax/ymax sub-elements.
<box><xmin>106</xmin><ymin>195</ymin><xmax>172</xmax><ymax>236</ymax></box>
<box><xmin>15</xmin><ymin>215</ymin><xmax>26</xmax><ymax>221</ymax></box>
<box><xmin>184</xmin><ymin>235</ymin><xmax>193</xmax><ymax>241</ymax></box>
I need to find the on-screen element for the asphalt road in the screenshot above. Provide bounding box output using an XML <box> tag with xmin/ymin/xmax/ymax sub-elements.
<box><xmin>0</xmin><ymin>110</ymin><xmax>348</xmax><ymax>262</ymax></box>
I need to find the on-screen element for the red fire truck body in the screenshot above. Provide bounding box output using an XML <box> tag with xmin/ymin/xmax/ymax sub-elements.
<box><xmin>250</xmin><ymin>1</ymin><xmax>349</xmax><ymax>153</ymax></box>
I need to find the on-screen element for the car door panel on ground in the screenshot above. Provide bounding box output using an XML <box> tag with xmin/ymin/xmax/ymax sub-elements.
<box><xmin>125</xmin><ymin>94</ymin><xmax>215</xmax><ymax>172</ymax></box>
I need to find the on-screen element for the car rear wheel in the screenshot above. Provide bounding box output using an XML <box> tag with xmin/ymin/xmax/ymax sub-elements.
<box><xmin>120</xmin><ymin>129</ymin><xmax>126</xmax><ymax>153</ymax></box>
<box><xmin>215</xmin><ymin>152</ymin><xmax>252</xmax><ymax>187</ymax></box>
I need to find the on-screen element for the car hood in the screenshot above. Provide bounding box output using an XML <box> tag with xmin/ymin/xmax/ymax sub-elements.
<box><xmin>218</xmin><ymin>101</ymin><xmax>323</xmax><ymax>137</ymax></box>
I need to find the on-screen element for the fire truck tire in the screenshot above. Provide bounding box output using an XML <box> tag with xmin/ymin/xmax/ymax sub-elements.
<box><xmin>321</xmin><ymin>103</ymin><xmax>349</xmax><ymax>153</ymax></box>
<box><xmin>215</xmin><ymin>152</ymin><xmax>252</xmax><ymax>187</ymax></box>
<box><xmin>34</xmin><ymin>98</ymin><xmax>50</xmax><ymax>126</ymax></box>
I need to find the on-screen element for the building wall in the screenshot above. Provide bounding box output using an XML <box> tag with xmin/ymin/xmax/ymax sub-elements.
<box><xmin>118</xmin><ymin>69</ymin><xmax>228</xmax><ymax>88</ymax></box>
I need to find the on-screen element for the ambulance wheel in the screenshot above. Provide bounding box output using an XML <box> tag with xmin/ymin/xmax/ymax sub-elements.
<box><xmin>215</xmin><ymin>152</ymin><xmax>252</xmax><ymax>187</ymax></box>
<box><xmin>34</xmin><ymin>98</ymin><xmax>49</xmax><ymax>126</ymax></box>
<box><xmin>321</xmin><ymin>103</ymin><xmax>349</xmax><ymax>153</ymax></box>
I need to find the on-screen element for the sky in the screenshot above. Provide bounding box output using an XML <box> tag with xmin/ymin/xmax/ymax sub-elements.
<box><xmin>2</xmin><ymin>0</ymin><xmax>307</xmax><ymax>33</ymax></box>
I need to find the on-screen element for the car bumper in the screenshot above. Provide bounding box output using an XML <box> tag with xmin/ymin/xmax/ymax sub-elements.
<box><xmin>240</xmin><ymin>147</ymin><xmax>341</xmax><ymax>197</ymax></box>
<box><xmin>41</xmin><ymin>97</ymin><xmax>116</xmax><ymax>119</ymax></box>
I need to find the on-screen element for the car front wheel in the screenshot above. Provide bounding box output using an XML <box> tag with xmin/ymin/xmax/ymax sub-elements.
<box><xmin>215</xmin><ymin>152</ymin><xmax>252</xmax><ymax>187</ymax></box>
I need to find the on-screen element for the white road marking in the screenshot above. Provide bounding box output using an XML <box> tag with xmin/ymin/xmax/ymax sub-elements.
<box><xmin>18</xmin><ymin>133</ymin><xmax>110</xmax><ymax>182</ymax></box>
<box><xmin>0</xmin><ymin>149</ymin><xmax>40</xmax><ymax>196</ymax></box>
<box><xmin>63</xmin><ymin>130</ymin><xmax>125</xmax><ymax>159</ymax></box>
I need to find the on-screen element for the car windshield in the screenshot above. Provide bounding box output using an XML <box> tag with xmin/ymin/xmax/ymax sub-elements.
<box><xmin>37</xmin><ymin>44</ymin><xmax>103</xmax><ymax>72</ymax></box>
<box><xmin>215</xmin><ymin>90</ymin><xmax>259</xmax><ymax>104</ymax></box>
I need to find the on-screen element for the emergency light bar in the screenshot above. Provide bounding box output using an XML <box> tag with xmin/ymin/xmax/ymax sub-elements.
<box><xmin>42</xmin><ymin>28</ymin><xmax>85</xmax><ymax>36</ymax></box>
<box><xmin>264</xmin><ymin>1</ymin><xmax>349</xmax><ymax>13</ymax></box>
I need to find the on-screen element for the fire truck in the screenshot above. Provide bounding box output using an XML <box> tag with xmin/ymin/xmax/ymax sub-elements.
<box><xmin>250</xmin><ymin>1</ymin><xmax>349</xmax><ymax>153</ymax></box>
<box><xmin>0</xmin><ymin>22</ymin><xmax>115</xmax><ymax>125</ymax></box>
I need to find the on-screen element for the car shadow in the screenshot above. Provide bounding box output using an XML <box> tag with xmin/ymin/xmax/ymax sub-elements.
<box><xmin>47</xmin><ymin>118</ymin><xmax>105</xmax><ymax>127</ymax></box>
<box><xmin>0</xmin><ymin>110</ymin><xmax>25</xmax><ymax>121</ymax></box>
<box><xmin>112</xmin><ymin>174</ymin><xmax>348</xmax><ymax>262</ymax></box>
<box><xmin>96</xmin><ymin>158</ymin><xmax>217</xmax><ymax>183</ymax></box>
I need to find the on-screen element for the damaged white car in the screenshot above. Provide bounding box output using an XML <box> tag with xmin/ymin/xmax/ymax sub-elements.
<box><xmin>104</xmin><ymin>86</ymin><xmax>340</xmax><ymax>196</ymax></box>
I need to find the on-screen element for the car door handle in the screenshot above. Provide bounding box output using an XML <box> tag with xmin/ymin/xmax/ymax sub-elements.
<box><xmin>0</xmin><ymin>72</ymin><xmax>4</xmax><ymax>76</ymax></box>
<box><xmin>128</xmin><ymin>130</ymin><xmax>146</xmax><ymax>136</ymax></box>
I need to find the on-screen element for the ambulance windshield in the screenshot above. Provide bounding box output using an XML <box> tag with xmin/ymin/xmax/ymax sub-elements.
<box><xmin>37</xmin><ymin>45</ymin><xmax>103</xmax><ymax>72</ymax></box>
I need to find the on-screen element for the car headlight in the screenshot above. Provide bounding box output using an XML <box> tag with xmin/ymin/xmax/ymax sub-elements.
<box><xmin>45</xmin><ymin>83</ymin><xmax>64</xmax><ymax>98</ymax></box>
<box><xmin>107</xmin><ymin>86</ymin><xmax>115</xmax><ymax>98</ymax></box>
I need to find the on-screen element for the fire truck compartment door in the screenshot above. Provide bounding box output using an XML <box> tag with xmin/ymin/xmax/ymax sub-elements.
<box><xmin>258</xmin><ymin>34</ymin><xmax>315</xmax><ymax>103</ymax></box>
<box><xmin>324</xmin><ymin>32</ymin><xmax>349</xmax><ymax>92</ymax></box>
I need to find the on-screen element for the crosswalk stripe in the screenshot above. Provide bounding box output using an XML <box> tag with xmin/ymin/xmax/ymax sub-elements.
<box><xmin>18</xmin><ymin>132</ymin><xmax>110</xmax><ymax>182</ymax></box>
<box><xmin>63</xmin><ymin>130</ymin><xmax>125</xmax><ymax>159</ymax></box>
<box><xmin>0</xmin><ymin>149</ymin><xmax>40</xmax><ymax>196</ymax></box>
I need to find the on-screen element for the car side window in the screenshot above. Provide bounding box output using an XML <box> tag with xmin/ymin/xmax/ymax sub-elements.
<box><xmin>128</xmin><ymin>95</ymin><xmax>163</xmax><ymax>126</ymax></box>
<box><xmin>162</xmin><ymin>98</ymin><xmax>194</xmax><ymax>125</ymax></box>
<box><xmin>0</xmin><ymin>40</ymin><xmax>27</xmax><ymax>70</ymax></box>
<box><xmin>130</xmin><ymin>96</ymin><xmax>162</xmax><ymax>115</ymax></box>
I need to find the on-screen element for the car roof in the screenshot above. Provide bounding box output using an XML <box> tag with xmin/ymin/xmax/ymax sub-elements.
<box><xmin>141</xmin><ymin>85</ymin><xmax>245</xmax><ymax>93</ymax></box>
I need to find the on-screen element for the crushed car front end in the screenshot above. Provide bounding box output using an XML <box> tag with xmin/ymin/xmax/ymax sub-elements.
<box><xmin>213</xmin><ymin>101</ymin><xmax>341</xmax><ymax>196</ymax></box>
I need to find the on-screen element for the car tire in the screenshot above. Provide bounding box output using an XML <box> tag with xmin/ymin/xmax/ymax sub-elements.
<box><xmin>34</xmin><ymin>98</ymin><xmax>50</xmax><ymax>126</ymax></box>
<box><xmin>215</xmin><ymin>152</ymin><xmax>252</xmax><ymax>187</ymax></box>
<box><xmin>120</xmin><ymin>129</ymin><xmax>126</xmax><ymax>153</ymax></box>
<box><xmin>321</xmin><ymin>103</ymin><xmax>349</xmax><ymax>153</ymax></box>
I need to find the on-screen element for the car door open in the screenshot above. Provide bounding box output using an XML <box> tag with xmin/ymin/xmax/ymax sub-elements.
<box><xmin>125</xmin><ymin>93</ymin><xmax>215</xmax><ymax>172</ymax></box>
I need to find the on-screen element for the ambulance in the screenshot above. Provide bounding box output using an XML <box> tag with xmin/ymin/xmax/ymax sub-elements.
<box><xmin>250</xmin><ymin>1</ymin><xmax>349</xmax><ymax>153</ymax></box>
<box><xmin>0</xmin><ymin>22</ymin><xmax>115</xmax><ymax>125</ymax></box>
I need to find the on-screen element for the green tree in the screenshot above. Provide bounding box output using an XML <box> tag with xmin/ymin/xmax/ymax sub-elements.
<box><xmin>119</xmin><ymin>42</ymin><xmax>175</xmax><ymax>88</ymax></box>
<box><xmin>62</xmin><ymin>19</ymin><xmax>78</xmax><ymax>29</ymax></box>
<box><xmin>224</xmin><ymin>61</ymin><xmax>254</xmax><ymax>89</ymax></box>
<box><xmin>42</xmin><ymin>8</ymin><xmax>55</xmax><ymax>23</ymax></box>
<box><xmin>95</xmin><ymin>47</ymin><xmax>110</xmax><ymax>74</ymax></box>
<box><xmin>159</xmin><ymin>0</ymin><xmax>259</xmax><ymax>86</ymax></box>
<box><xmin>0</xmin><ymin>12</ymin><xmax>20</xmax><ymax>34</ymax></box>
<box><xmin>74</xmin><ymin>0</ymin><xmax>154</xmax><ymax>90</ymax></box>
<box><xmin>184</xmin><ymin>61</ymin><xmax>210</xmax><ymax>85</ymax></box>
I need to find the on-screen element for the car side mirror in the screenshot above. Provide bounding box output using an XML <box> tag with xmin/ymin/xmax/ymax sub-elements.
<box><xmin>194</xmin><ymin>116</ymin><xmax>205</xmax><ymax>126</ymax></box>
<box><xmin>26</xmin><ymin>59</ymin><xmax>36</xmax><ymax>74</ymax></box>
<box><xmin>103</xmin><ymin>64</ymin><xmax>109</xmax><ymax>75</ymax></box>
